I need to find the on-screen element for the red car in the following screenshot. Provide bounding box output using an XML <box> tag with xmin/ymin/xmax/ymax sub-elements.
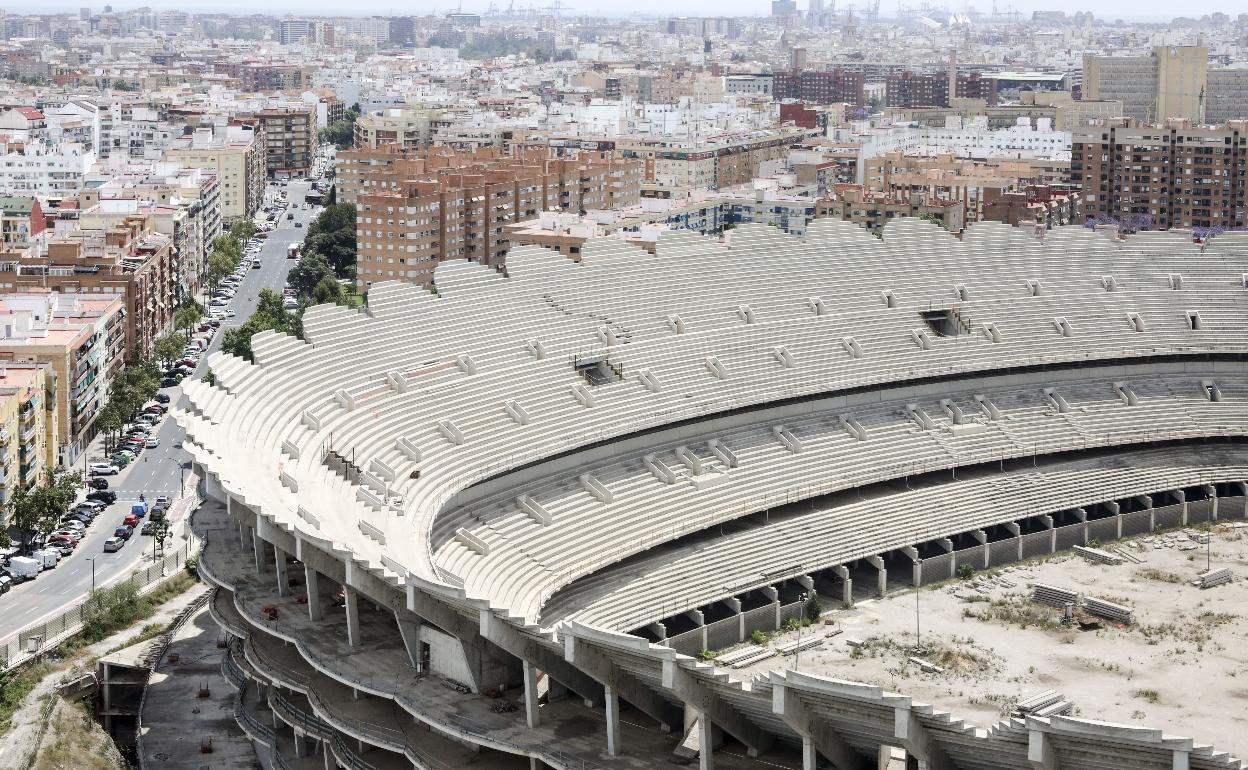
<box><xmin>123</xmin><ymin>514</ymin><xmax>140</xmax><ymax>527</ymax></box>
<box><xmin>48</xmin><ymin>533</ymin><xmax>79</xmax><ymax>546</ymax></box>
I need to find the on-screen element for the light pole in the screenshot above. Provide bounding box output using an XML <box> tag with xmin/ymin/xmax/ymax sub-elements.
<box><xmin>795</xmin><ymin>591</ymin><xmax>809</xmax><ymax>671</ymax></box>
<box><xmin>163</xmin><ymin>457</ymin><xmax>186</xmax><ymax>497</ymax></box>
<box><xmin>88</xmin><ymin>556</ymin><xmax>96</xmax><ymax>593</ymax></box>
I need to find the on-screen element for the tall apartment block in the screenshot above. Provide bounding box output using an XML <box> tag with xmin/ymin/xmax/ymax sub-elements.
<box><xmin>1084</xmin><ymin>46</ymin><xmax>1248</xmax><ymax>125</ymax></box>
<box><xmin>773</xmin><ymin>69</ymin><xmax>865</xmax><ymax>107</ymax></box>
<box><xmin>885</xmin><ymin>71</ymin><xmax>998</xmax><ymax>108</ymax></box>
<box><xmin>249</xmin><ymin>106</ymin><xmax>314</xmax><ymax>179</ymax></box>
<box><xmin>1072</xmin><ymin>118</ymin><xmax>1248</xmax><ymax>231</ymax></box>
<box><xmin>353</xmin><ymin>148</ymin><xmax>642</xmax><ymax>290</ymax></box>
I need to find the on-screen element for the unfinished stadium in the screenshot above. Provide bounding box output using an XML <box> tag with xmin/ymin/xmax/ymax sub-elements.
<box><xmin>183</xmin><ymin>219</ymin><xmax>1248</xmax><ymax>770</ymax></box>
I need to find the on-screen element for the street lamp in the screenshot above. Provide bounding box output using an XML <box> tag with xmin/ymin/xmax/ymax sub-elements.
<box><xmin>88</xmin><ymin>556</ymin><xmax>97</xmax><ymax>593</ymax></box>
<box><xmin>162</xmin><ymin>456</ymin><xmax>186</xmax><ymax>496</ymax></box>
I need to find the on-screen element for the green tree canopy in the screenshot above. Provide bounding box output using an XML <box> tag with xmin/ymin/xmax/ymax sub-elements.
<box><xmin>5</xmin><ymin>470</ymin><xmax>85</xmax><ymax>552</ymax></box>
<box><xmin>153</xmin><ymin>332</ymin><xmax>188</xmax><ymax>371</ymax></box>
<box><xmin>220</xmin><ymin>288</ymin><xmax>301</xmax><ymax>362</ymax></box>
<box><xmin>287</xmin><ymin>250</ymin><xmax>335</xmax><ymax>297</ymax></box>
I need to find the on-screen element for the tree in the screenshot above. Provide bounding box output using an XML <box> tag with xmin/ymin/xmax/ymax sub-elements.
<box><xmin>153</xmin><ymin>332</ymin><xmax>188</xmax><ymax>371</ymax></box>
<box><xmin>228</xmin><ymin>219</ymin><xmax>256</xmax><ymax>247</ymax></box>
<box><xmin>95</xmin><ymin>405</ymin><xmax>123</xmax><ymax>453</ymax></box>
<box><xmin>207</xmin><ymin>250</ymin><xmax>236</xmax><ymax>295</ymax></box>
<box><xmin>326</xmin><ymin>185</ymin><xmax>337</xmax><ymax>206</ymax></box>
<box><xmin>302</xmin><ymin>203</ymin><xmax>357</xmax><ymax>278</ymax></box>
<box><xmin>220</xmin><ymin>288</ymin><xmax>301</xmax><ymax>362</ymax></box>
<box><xmin>287</xmin><ymin>251</ymin><xmax>335</xmax><ymax>297</ymax></box>
<box><xmin>313</xmin><ymin>275</ymin><xmax>344</xmax><ymax>304</ymax></box>
<box><xmin>174</xmin><ymin>303</ymin><xmax>202</xmax><ymax>339</ymax></box>
<box><xmin>6</xmin><ymin>470</ymin><xmax>85</xmax><ymax>553</ymax></box>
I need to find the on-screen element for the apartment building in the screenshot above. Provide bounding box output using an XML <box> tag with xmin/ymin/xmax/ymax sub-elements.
<box><xmin>864</xmin><ymin>152</ymin><xmax>1072</xmax><ymax>221</ymax></box>
<box><xmin>1072</xmin><ymin>118</ymin><xmax>1248</xmax><ymax>231</ymax></box>
<box><xmin>354</xmin><ymin>147</ymin><xmax>643</xmax><ymax>289</ymax></box>
<box><xmin>0</xmin><ymin>197</ymin><xmax>45</xmax><ymax>250</ymax></box>
<box><xmin>164</xmin><ymin>125</ymin><xmax>265</xmax><ymax>222</ymax></box>
<box><xmin>252</xmin><ymin>106</ymin><xmax>314</xmax><ymax>179</ymax></box>
<box><xmin>0</xmin><ymin>143</ymin><xmax>96</xmax><ymax>200</ymax></box>
<box><xmin>816</xmin><ymin>186</ymin><xmax>966</xmax><ymax>233</ymax></box>
<box><xmin>353</xmin><ymin>108</ymin><xmax>456</xmax><ymax>150</ymax></box>
<box><xmin>0</xmin><ymin>207</ymin><xmax>175</xmax><ymax>359</ymax></box>
<box><xmin>1080</xmin><ymin>45</ymin><xmax>1248</xmax><ymax>125</ymax></box>
<box><xmin>615</xmin><ymin>128</ymin><xmax>813</xmax><ymax>189</ymax></box>
<box><xmin>773</xmin><ymin>69</ymin><xmax>866</xmax><ymax>107</ymax></box>
<box><xmin>0</xmin><ymin>292</ymin><xmax>123</xmax><ymax>466</ymax></box>
<box><xmin>0</xmin><ymin>362</ymin><xmax>57</xmax><ymax>498</ymax></box>
<box><xmin>81</xmin><ymin>165</ymin><xmax>222</xmax><ymax>299</ymax></box>
<box><xmin>885</xmin><ymin>72</ymin><xmax>998</xmax><ymax>108</ymax></box>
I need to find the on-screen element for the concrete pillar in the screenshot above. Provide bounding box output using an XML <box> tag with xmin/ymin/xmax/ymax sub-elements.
<box><xmin>759</xmin><ymin>586</ymin><xmax>780</xmax><ymax>630</ymax></box>
<box><xmin>304</xmin><ymin>565</ymin><xmax>322</xmax><ymax>621</ymax></box>
<box><xmin>1003</xmin><ymin>522</ymin><xmax>1021</xmax><ymax>560</ymax></box>
<box><xmin>1039</xmin><ymin>515</ymin><xmax>1055</xmax><ymax>554</ymax></box>
<box><xmin>252</xmin><ymin>529</ymin><xmax>266</xmax><ymax>574</ymax></box>
<box><xmin>294</xmin><ymin>731</ymin><xmax>307</xmax><ymax>758</ymax></box>
<box><xmin>867</xmin><ymin>555</ymin><xmax>887</xmax><ymax>597</ymax></box>
<box><xmin>686</xmin><ymin>609</ymin><xmax>707</xmax><ymax>651</ymax></box>
<box><xmin>903</xmin><ymin>547</ymin><xmax>921</xmax><ymax>587</ymax></box>
<box><xmin>972</xmin><ymin>530</ymin><xmax>988</xmax><ymax>568</ymax></box>
<box><xmin>343</xmin><ymin>585</ymin><xmax>360</xmax><ymax>648</ymax></box>
<box><xmin>1072</xmin><ymin>508</ymin><xmax>1088</xmax><ymax>545</ymax></box>
<box><xmin>604</xmin><ymin>684</ymin><xmax>621</xmax><ymax>756</ymax></box>
<box><xmin>647</xmin><ymin>621</ymin><xmax>667</xmax><ymax>641</ymax></box>
<box><xmin>801</xmin><ymin>735</ymin><xmax>817</xmax><ymax>770</ymax></box>
<box><xmin>697</xmin><ymin>710</ymin><xmax>715</xmax><ymax>770</ymax></box>
<box><xmin>936</xmin><ymin>538</ymin><xmax>954</xmax><ymax>579</ymax></box>
<box><xmin>795</xmin><ymin>574</ymin><xmax>814</xmax><ymax>591</ymax></box>
<box><xmin>725</xmin><ymin>597</ymin><xmax>743</xmax><ymax>643</ymax></box>
<box><xmin>1177</xmin><ymin>489</ymin><xmax>1188</xmax><ymax>526</ymax></box>
<box><xmin>323</xmin><ymin>739</ymin><xmax>333</xmax><ymax>770</ymax></box>
<box><xmin>1174</xmin><ymin>749</ymin><xmax>1191</xmax><ymax>770</ymax></box>
<box><xmin>833</xmin><ymin>566</ymin><xmax>852</xmax><ymax>606</ymax></box>
<box><xmin>273</xmin><ymin>545</ymin><xmax>288</xmax><ymax>597</ymax></box>
<box><xmin>238</xmin><ymin>520</ymin><xmax>246</xmax><ymax>551</ymax></box>
<box><xmin>523</xmin><ymin>661</ymin><xmax>541</xmax><ymax>729</ymax></box>
<box><xmin>1205</xmin><ymin>485</ymin><xmax>1218</xmax><ymax>521</ymax></box>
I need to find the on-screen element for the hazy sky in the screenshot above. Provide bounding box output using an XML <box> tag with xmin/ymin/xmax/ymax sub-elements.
<box><xmin>8</xmin><ymin>0</ymin><xmax>1222</xmax><ymax>22</ymax></box>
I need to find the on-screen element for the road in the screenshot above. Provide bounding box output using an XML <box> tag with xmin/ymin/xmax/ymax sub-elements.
<box><xmin>0</xmin><ymin>177</ymin><xmax>322</xmax><ymax>641</ymax></box>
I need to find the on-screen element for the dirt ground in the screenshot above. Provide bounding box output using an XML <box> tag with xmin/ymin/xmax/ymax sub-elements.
<box><xmin>737</xmin><ymin>522</ymin><xmax>1248</xmax><ymax>761</ymax></box>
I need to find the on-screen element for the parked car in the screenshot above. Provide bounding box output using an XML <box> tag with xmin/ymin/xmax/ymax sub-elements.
<box><xmin>111</xmin><ymin>454</ymin><xmax>131</xmax><ymax>468</ymax></box>
<box><xmin>88</xmin><ymin>477</ymin><xmax>110</xmax><ymax>490</ymax></box>
<box><xmin>90</xmin><ymin>462</ymin><xmax>119</xmax><ymax>476</ymax></box>
<box><xmin>123</xmin><ymin>514</ymin><xmax>139</xmax><ymax>528</ymax></box>
<box><xmin>145</xmin><ymin>437</ymin><xmax>160</xmax><ymax>448</ymax></box>
<box><xmin>161</xmin><ymin>376</ymin><xmax>181</xmax><ymax>388</ymax></box>
<box><xmin>114</xmin><ymin>525</ymin><xmax>133</xmax><ymax>540</ymax></box>
<box><xmin>87</xmin><ymin>490</ymin><xmax>117</xmax><ymax>504</ymax></box>
<box><xmin>8</xmin><ymin>556</ymin><xmax>41</xmax><ymax>579</ymax></box>
<box><xmin>0</xmin><ymin>574</ymin><xmax>12</xmax><ymax>593</ymax></box>
<box><xmin>31</xmin><ymin>549</ymin><xmax>59</xmax><ymax>569</ymax></box>
<box><xmin>154</xmin><ymin>393</ymin><xmax>171</xmax><ymax>404</ymax></box>
<box><xmin>103</xmin><ymin>537</ymin><xmax>124</xmax><ymax>552</ymax></box>
<box><xmin>155</xmin><ymin>495</ymin><xmax>171</xmax><ymax>507</ymax></box>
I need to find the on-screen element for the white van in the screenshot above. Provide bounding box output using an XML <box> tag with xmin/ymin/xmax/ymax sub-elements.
<box><xmin>8</xmin><ymin>555</ymin><xmax>41</xmax><ymax>579</ymax></box>
<box><xmin>31</xmin><ymin>549</ymin><xmax>60</xmax><ymax>569</ymax></box>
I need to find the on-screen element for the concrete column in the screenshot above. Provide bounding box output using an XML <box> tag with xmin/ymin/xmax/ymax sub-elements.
<box><xmin>522</xmin><ymin>661</ymin><xmax>541</xmax><ymax>729</ymax></box>
<box><xmin>801</xmin><ymin>735</ymin><xmax>817</xmax><ymax>770</ymax></box>
<box><xmin>273</xmin><ymin>546</ymin><xmax>288</xmax><ymax>597</ymax></box>
<box><xmin>294</xmin><ymin>731</ymin><xmax>307</xmax><ymax>758</ymax></box>
<box><xmin>1039</xmin><ymin>515</ymin><xmax>1055</xmax><ymax>554</ymax></box>
<box><xmin>759</xmin><ymin>586</ymin><xmax>779</xmax><ymax>630</ymax></box>
<box><xmin>604</xmin><ymin>684</ymin><xmax>621</xmax><ymax>756</ymax></box>
<box><xmin>304</xmin><ymin>565</ymin><xmax>322</xmax><ymax>621</ymax></box>
<box><xmin>1205</xmin><ymin>485</ymin><xmax>1218</xmax><ymax>521</ymax></box>
<box><xmin>725</xmin><ymin>597</ymin><xmax>743</xmax><ymax>644</ymax></box>
<box><xmin>1002</xmin><ymin>522</ymin><xmax>1021</xmax><ymax>560</ymax></box>
<box><xmin>1174</xmin><ymin>749</ymin><xmax>1191</xmax><ymax>770</ymax></box>
<box><xmin>647</xmin><ymin>621</ymin><xmax>667</xmax><ymax>641</ymax></box>
<box><xmin>795</xmin><ymin>574</ymin><xmax>815</xmax><ymax>592</ymax></box>
<box><xmin>902</xmin><ymin>546</ymin><xmax>920</xmax><ymax>587</ymax></box>
<box><xmin>238</xmin><ymin>520</ymin><xmax>246</xmax><ymax>551</ymax></box>
<box><xmin>697</xmin><ymin>710</ymin><xmax>715</xmax><ymax>770</ymax></box>
<box><xmin>252</xmin><ymin>529</ymin><xmax>266</xmax><ymax>574</ymax></box>
<box><xmin>1072</xmin><ymin>508</ymin><xmax>1088</xmax><ymax>545</ymax></box>
<box><xmin>343</xmin><ymin>585</ymin><xmax>360</xmax><ymax>648</ymax></box>
<box><xmin>686</xmin><ymin>609</ymin><xmax>707</xmax><ymax>651</ymax></box>
<box><xmin>867</xmin><ymin>555</ymin><xmax>887</xmax><ymax>597</ymax></box>
<box><xmin>1028</xmin><ymin>729</ymin><xmax>1056</xmax><ymax>770</ymax></box>
<box><xmin>323</xmin><ymin>739</ymin><xmax>333</xmax><ymax>770</ymax></box>
<box><xmin>1177</xmin><ymin>490</ymin><xmax>1188</xmax><ymax>526</ymax></box>
<box><xmin>936</xmin><ymin>538</ymin><xmax>954</xmax><ymax>579</ymax></box>
<box><xmin>972</xmin><ymin>530</ymin><xmax>988</xmax><ymax>568</ymax></box>
<box><xmin>833</xmin><ymin>566</ymin><xmax>852</xmax><ymax>606</ymax></box>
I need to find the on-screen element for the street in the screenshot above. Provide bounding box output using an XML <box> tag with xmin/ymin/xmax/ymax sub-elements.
<box><xmin>0</xmin><ymin>178</ymin><xmax>320</xmax><ymax>641</ymax></box>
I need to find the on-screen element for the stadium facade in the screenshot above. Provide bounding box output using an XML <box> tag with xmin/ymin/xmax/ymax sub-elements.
<box><xmin>185</xmin><ymin>219</ymin><xmax>1248</xmax><ymax>770</ymax></box>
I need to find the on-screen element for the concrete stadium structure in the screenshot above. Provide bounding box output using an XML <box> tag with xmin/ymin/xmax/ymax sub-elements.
<box><xmin>185</xmin><ymin>219</ymin><xmax>1248</xmax><ymax>770</ymax></box>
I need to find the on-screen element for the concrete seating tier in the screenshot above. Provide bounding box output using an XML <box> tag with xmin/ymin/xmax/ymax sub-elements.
<box><xmin>177</xmin><ymin>222</ymin><xmax>1248</xmax><ymax>630</ymax></box>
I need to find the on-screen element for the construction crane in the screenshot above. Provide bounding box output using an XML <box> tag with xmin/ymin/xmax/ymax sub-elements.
<box><xmin>865</xmin><ymin>0</ymin><xmax>880</xmax><ymax>21</ymax></box>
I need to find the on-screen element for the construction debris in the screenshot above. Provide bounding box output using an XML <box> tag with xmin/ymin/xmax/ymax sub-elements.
<box><xmin>1013</xmin><ymin>690</ymin><xmax>1074</xmax><ymax>718</ymax></box>
<box><xmin>1073</xmin><ymin>545</ymin><xmax>1124</xmax><ymax>565</ymax></box>
<box><xmin>1083</xmin><ymin>596</ymin><xmax>1134</xmax><ymax>624</ymax></box>
<box><xmin>1194</xmin><ymin>568</ymin><xmax>1233</xmax><ymax>590</ymax></box>
<box><xmin>1032</xmin><ymin>583</ymin><xmax>1080</xmax><ymax>608</ymax></box>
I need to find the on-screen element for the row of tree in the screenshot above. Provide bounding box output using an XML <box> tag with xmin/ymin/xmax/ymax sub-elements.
<box><xmin>206</xmin><ymin>219</ymin><xmax>258</xmax><ymax>297</ymax></box>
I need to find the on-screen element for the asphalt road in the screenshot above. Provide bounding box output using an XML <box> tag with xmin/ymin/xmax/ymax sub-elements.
<box><xmin>0</xmin><ymin>177</ymin><xmax>322</xmax><ymax>641</ymax></box>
